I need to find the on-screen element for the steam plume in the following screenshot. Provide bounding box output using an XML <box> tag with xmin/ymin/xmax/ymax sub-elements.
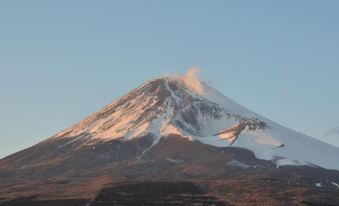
<box><xmin>168</xmin><ymin>67</ymin><xmax>204</xmax><ymax>95</ymax></box>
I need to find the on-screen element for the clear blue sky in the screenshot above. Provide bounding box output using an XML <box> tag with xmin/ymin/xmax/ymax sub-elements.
<box><xmin>1</xmin><ymin>0</ymin><xmax>339</xmax><ymax>158</ymax></box>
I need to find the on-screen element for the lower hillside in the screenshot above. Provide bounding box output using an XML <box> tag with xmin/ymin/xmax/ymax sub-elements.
<box><xmin>1</xmin><ymin>135</ymin><xmax>339</xmax><ymax>206</ymax></box>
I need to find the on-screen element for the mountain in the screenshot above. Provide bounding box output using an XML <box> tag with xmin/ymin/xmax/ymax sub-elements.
<box><xmin>1</xmin><ymin>72</ymin><xmax>339</xmax><ymax>205</ymax></box>
<box><xmin>42</xmin><ymin>76</ymin><xmax>339</xmax><ymax>170</ymax></box>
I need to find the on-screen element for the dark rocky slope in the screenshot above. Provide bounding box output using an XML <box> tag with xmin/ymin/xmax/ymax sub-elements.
<box><xmin>1</xmin><ymin>136</ymin><xmax>339</xmax><ymax>205</ymax></box>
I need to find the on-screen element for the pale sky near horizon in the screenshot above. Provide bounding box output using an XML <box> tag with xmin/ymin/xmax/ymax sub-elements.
<box><xmin>1</xmin><ymin>0</ymin><xmax>339</xmax><ymax>158</ymax></box>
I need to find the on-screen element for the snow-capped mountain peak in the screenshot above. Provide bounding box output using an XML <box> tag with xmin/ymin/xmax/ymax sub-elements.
<box><xmin>50</xmin><ymin>71</ymin><xmax>339</xmax><ymax>170</ymax></box>
<box><xmin>54</xmin><ymin>76</ymin><xmax>246</xmax><ymax>142</ymax></box>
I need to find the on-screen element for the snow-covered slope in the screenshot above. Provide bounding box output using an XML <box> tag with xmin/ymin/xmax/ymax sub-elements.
<box><xmin>50</xmin><ymin>75</ymin><xmax>339</xmax><ymax>171</ymax></box>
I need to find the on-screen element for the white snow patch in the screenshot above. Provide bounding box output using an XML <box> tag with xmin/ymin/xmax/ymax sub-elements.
<box><xmin>195</xmin><ymin>135</ymin><xmax>230</xmax><ymax>148</ymax></box>
<box><xmin>332</xmin><ymin>182</ymin><xmax>339</xmax><ymax>188</ymax></box>
<box><xmin>315</xmin><ymin>183</ymin><xmax>322</xmax><ymax>187</ymax></box>
<box><xmin>126</xmin><ymin>122</ymin><xmax>150</xmax><ymax>139</ymax></box>
<box><xmin>165</xmin><ymin>79</ymin><xmax>181</xmax><ymax>103</ymax></box>
<box><xmin>166</xmin><ymin>158</ymin><xmax>184</xmax><ymax>163</ymax></box>
<box><xmin>252</xmin><ymin>131</ymin><xmax>282</xmax><ymax>146</ymax></box>
<box><xmin>227</xmin><ymin>160</ymin><xmax>250</xmax><ymax>169</ymax></box>
<box><xmin>62</xmin><ymin>133</ymin><xmax>90</xmax><ymax>147</ymax></box>
<box><xmin>275</xmin><ymin>159</ymin><xmax>303</xmax><ymax>168</ymax></box>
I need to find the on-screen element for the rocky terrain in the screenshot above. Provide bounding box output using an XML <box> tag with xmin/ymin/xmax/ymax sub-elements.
<box><xmin>1</xmin><ymin>136</ymin><xmax>339</xmax><ymax>205</ymax></box>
